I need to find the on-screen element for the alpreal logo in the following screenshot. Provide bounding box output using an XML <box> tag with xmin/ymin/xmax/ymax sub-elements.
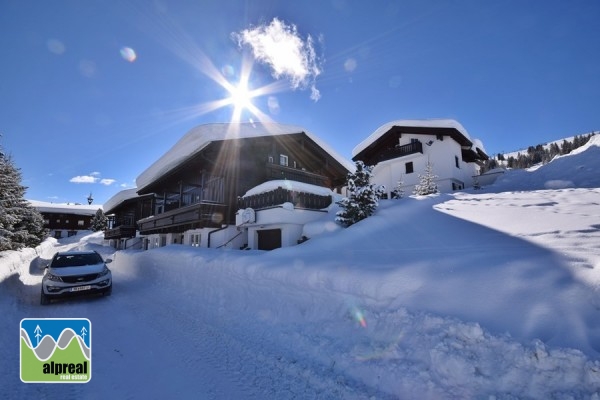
<box><xmin>20</xmin><ymin>318</ymin><xmax>91</xmax><ymax>383</ymax></box>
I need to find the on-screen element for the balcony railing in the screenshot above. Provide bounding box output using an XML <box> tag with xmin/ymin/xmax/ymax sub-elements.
<box><xmin>104</xmin><ymin>225</ymin><xmax>136</xmax><ymax>240</ymax></box>
<box><xmin>137</xmin><ymin>202</ymin><xmax>228</xmax><ymax>234</ymax></box>
<box><xmin>238</xmin><ymin>187</ymin><xmax>332</xmax><ymax>211</ymax></box>
<box><xmin>265</xmin><ymin>164</ymin><xmax>328</xmax><ymax>186</ymax></box>
<box><xmin>377</xmin><ymin>140</ymin><xmax>423</xmax><ymax>162</ymax></box>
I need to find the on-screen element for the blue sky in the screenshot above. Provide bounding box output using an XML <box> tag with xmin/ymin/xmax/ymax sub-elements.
<box><xmin>1</xmin><ymin>0</ymin><xmax>598</xmax><ymax>205</ymax></box>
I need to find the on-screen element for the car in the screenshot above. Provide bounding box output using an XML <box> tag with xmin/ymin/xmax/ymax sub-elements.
<box><xmin>41</xmin><ymin>250</ymin><xmax>112</xmax><ymax>305</ymax></box>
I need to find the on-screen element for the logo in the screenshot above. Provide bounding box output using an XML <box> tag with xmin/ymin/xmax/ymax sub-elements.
<box><xmin>20</xmin><ymin>318</ymin><xmax>91</xmax><ymax>383</ymax></box>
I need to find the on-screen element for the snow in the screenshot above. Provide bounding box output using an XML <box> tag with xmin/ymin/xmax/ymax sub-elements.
<box><xmin>102</xmin><ymin>188</ymin><xmax>139</xmax><ymax>214</ymax></box>
<box><xmin>352</xmin><ymin>119</ymin><xmax>478</xmax><ymax>158</ymax></box>
<box><xmin>27</xmin><ymin>200</ymin><xmax>101</xmax><ymax>215</ymax></box>
<box><xmin>3</xmin><ymin>134</ymin><xmax>600</xmax><ymax>398</ymax></box>
<box><xmin>243</xmin><ymin>179</ymin><xmax>335</xmax><ymax>197</ymax></box>
<box><xmin>136</xmin><ymin>122</ymin><xmax>355</xmax><ymax>191</ymax></box>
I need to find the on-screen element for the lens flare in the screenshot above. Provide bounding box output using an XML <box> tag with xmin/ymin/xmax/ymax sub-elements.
<box><xmin>352</xmin><ymin>307</ymin><xmax>367</xmax><ymax>328</ymax></box>
<box><xmin>120</xmin><ymin>47</ymin><xmax>137</xmax><ymax>62</ymax></box>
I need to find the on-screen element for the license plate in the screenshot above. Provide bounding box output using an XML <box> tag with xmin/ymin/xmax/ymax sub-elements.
<box><xmin>71</xmin><ymin>285</ymin><xmax>91</xmax><ymax>292</ymax></box>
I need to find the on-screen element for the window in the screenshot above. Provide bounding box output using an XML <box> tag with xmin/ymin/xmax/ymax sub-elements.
<box><xmin>280</xmin><ymin>154</ymin><xmax>288</xmax><ymax>166</ymax></box>
<box><xmin>191</xmin><ymin>234</ymin><xmax>200</xmax><ymax>247</ymax></box>
<box><xmin>268</xmin><ymin>156</ymin><xmax>273</xmax><ymax>164</ymax></box>
<box><xmin>405</xmin><ymin>162</ymin><xmax>414</xmax><ymax>174</ymax></box>
<box><xmin>455</xmin><ymin>156</ymin><xmax>460</xmax><ymax>168</ymax></box>
<box><xmin>78</xmin><ymin>220</ymin><xmax>85</xmax><ymax>227</ymax></box>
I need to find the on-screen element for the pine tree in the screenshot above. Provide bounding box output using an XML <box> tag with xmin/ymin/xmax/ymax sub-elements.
<box><xmin>90</xmin><ymin>208</ymin><xmax>108</xmax><ymax>231</ymax></box>
<box><xmin>336</xmin><ymin>161</ymin><xmax>384</xmax><ymax>227</ymax></box>
<box><xmin>391</xmin><ymin>174</ymin><xmax>404</xmax><ymax>199</ymax></box>
<box><xmin>413</xmin><ymin>161</ymin><xmax>439</xmax><ymax>196</ymax></box>
<box><xmin>0</xmin><ymin>146</ymin><xmax>47</xmax><ymax>251</ymax></box>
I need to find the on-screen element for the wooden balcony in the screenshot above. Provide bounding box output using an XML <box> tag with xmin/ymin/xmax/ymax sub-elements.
<box><xmin>137</xmin><ymin>202</ymin><xmax>228</xmax><ymax>235</ymax></box>
<box><xmin>265</xmin><ymin>163</ymin><xmax>329</xmax><ymax>186</ymax></box>
<box><xmin>238</xmin><ymin>187</ymin><xmax>332</xmax><ymax>211</ymax></box>
<box><xmin>376</xmin><ymin>140</ymin><xmax>423</xmax><ymax>163</ymax></box>
<box><xmin>104</xmin><ymin>225</ymin><xmax>136</xmax><ymax>240</ymax></box>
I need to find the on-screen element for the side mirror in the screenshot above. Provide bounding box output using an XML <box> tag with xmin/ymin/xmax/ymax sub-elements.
<box><xmin>45</xmin><ymin>264</ymin><xmax>49</xmax><ymax>269</ymax></box>
<box><xmin>105</xmin><ymin>259</ymin><xmax>113</xmax><ymax>264</ymax></box>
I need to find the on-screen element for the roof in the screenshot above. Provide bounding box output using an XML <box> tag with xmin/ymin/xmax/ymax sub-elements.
<box><xmin>136</xmin><ymin>122</ymin><xmax>355</xmax><ymax>192</ymax></box>
<box><xmin>28</xmin><ymin>200</ymin><xmax>101</xmax><ymax>215</ymax></box>
<box><xmin>103</xmin><ymin>188</ymin><xmax>141</xmax><ymax>214</ymax></box>
<box><xmin>242</xmin><ymin>179</ymin><xmax>334</xmax><ymax>198</ymax></box>
<box><xmin>353</xmin><ymin>119</ymin><xmax>477</xmax><ymax>158</ymax></box>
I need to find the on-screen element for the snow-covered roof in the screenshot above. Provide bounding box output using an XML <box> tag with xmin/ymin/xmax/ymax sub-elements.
<box><xmin>28</xmin><ymin>200</ymin><xmax>101</xmax><ymax>215</ymax></box>
<box><xmin>136</xmin><ymin>122</ymin><xmax>354</xmax><ymax>191</ymax></box>
<box><xmin>242</xmin><ymin>179</ymin><xmax>334</xmax><ymax>198</ymax></box>
<box><xmin>352</xmin><ymin>119</ymin><xmax>474</xmax><ymax>157</ymax></box>
<box><xmin>103</xmin><ymin>188</ymin><xmax>139</xmax><ymax>214</ymax></box>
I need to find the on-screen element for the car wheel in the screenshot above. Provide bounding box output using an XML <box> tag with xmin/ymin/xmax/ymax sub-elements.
<box><xmin>40</xmin><ymin>291</ymin><xmax>50</xmax><ymax>305</ymax></box>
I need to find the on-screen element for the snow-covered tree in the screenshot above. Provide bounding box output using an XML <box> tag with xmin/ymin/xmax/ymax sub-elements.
<box><xmin>413</xmin><ymin>161</ymin><xmax>439</xmax><ymax>196</ymax></box>
<box><xmin>90</xmin><ymin>208</ymin><xmax>108</xmax><ymax>231</ymax></box>
<box><xmin>0</xmin><ymin>146</ymin><xmax>47</xmax><ymax>251</ymax></box>
<box><xmin>336</xmin><ymin>161</ymin><xmax>385</xmax><ymax>227</ymax></box>
<box><xmin>391</xmin><ymin>174</ymin><xmax>404</xmax><ymax>199</ymax></box>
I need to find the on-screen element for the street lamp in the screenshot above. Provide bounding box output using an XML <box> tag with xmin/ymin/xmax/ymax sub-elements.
<box><xmin>87</xmin><ymin>192</ymin><xmax>93</xmax><ymax>205</ymax></box>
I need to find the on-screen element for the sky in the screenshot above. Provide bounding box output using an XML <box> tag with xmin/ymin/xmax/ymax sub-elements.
<box><xmin>2</xmin><ymin>137</ymin><xmax>600</xmax><ymax>397</ymax></box>
<box><xmin>1</xmin><ymin>0</ymin><xmax>599</xmax><ymax>205</ymax></box>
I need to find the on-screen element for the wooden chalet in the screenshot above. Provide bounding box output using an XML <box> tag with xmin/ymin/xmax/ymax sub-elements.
<box><xmin>29</xmin><ymin>200</ymin><xmax>99</xmax><ymax>239</ymax></box>
<box><xmin>103</xmin><ymin>189</ymin><xmax>153</xmax><ymax>242</ymax></box>
<box><xmin>134</xmin><ymin>123</ymin><xmax>353</xmax><ymax>237</ymax></box>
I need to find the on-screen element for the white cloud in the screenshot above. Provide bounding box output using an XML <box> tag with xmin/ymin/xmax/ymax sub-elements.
<box><xmin>233</xmin><ymin>18</ymin><xmax>323</xmax><ymax>101</ymax></box>
<box><xmin>100</xmin><ymin>179</ymin><xmax>116</xmax><ymax>186</ymax></box>
<box><xmin>70</xmin><ymin>175</ymin><xmax>97</xmax><ymax>184</ymax></box>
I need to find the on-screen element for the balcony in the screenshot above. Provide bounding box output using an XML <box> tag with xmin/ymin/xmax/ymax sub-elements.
<box><xmin>104</xmin><ymin>225</ymin><xmax>136</xmax><ymax>240</ymax></box>
<box><xmin>238</xmin><ymin>187</ymin><xmax>332</xmax><ymax>211</ymax></box>
<box><xmin>137</xmin><ymin>202</ymin><xmax>228</xmax><ymax>235</ymax></box>
<box><xmin>377</xmin><ymin>140</ymin><xmax>423</xmax><ymax>163</ymax></box>
<box><xmin>265</xmin><ymin>163</ymin><xmax>328</xmax><ymax>186</ymax></box>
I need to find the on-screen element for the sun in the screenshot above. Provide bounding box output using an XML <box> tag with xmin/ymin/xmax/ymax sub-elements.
<box><xmin>229</xmin><ymin>81</ymin><xmax>253</xmax><ymax>112</ymax></box>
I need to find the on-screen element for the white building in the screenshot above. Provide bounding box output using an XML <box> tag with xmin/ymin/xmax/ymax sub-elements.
<box><xmin>235</xmin><ymin>180</ymin><xmax>336</xmax><ymax>250</ymax></box>
<box><xmin>352</xmin><ymin>119</ymin><xmax>489</xmax><ymax>196</ymax></box>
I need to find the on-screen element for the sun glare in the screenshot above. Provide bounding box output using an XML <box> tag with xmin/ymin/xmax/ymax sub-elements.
<box><xmin>229</xmin><ymin>81</ymin><xmax>253</xmax><ymax>112</ymax></box>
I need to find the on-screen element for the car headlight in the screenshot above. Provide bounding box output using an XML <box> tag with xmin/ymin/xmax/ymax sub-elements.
<box><xmin>45</xmin><ymin>272</ymin><xmax>63</xmax><ymax>282</ymax></box>
<box><xmin>98</xmin><ymin>266</ymin><xmax>110</xmax><ymax>277</ymax></box>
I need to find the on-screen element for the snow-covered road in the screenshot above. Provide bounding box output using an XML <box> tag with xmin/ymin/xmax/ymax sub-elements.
<box><xmin>2</xmin><ymin>236</ymin><xmax>393</xmax><ymax>399</ymax></box>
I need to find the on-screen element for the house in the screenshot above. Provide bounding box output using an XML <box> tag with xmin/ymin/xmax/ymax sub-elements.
<box><xmin>103</xmin><ymin>188</ymin><xmax>153</xmax><ymax>250</ymax></box>
<box><xmin>352</xmin><ymin>119</ymin><xmax>489</xmax><ymax>196</ymax></box>
<box><xmin>236</xmin><ymin>180</ymin><xmax>337</xmax><ymax>250</ymax></box>
<box><xmin>133</xmin><ymin>122</ymin><xmax>353</xmax><ymax>250</ymax></box>
<box><xmin>29</xmin><ymin>200</ymin><xmax>100</xmax><ymax>239</ymax></box>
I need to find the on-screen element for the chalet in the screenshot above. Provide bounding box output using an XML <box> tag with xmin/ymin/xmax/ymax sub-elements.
<box><xmin>352</xmin><ymin>119</ymin><xmax>489</xmax><ymax>195</ymax></box>
<box><xmin>29</xmin><ymin>200</ymin><xmax>100</xmax><ymax>239</ymax></box>
<box><xmin>133</xmin><ymin>122</ymin><xmax>353</xmax><ymax>250</ymax></box>
<box><xmin>103</xmin><ymin>188</ymin><xmax>153</xmax><ymax>249</ymax></box>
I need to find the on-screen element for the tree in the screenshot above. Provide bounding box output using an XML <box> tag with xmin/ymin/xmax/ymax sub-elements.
<box><xmin>391</xmin><ymin>174</ymin><xmax>404</xmax><ymax>199</ymax></box>
<box><xmin>336</xmin><ymin>161</ymin><xmax>384</xmax><ymax>227</ymax></box>
<box><xmin>0</xmin><ymin>145</ymin><xmax>47</xmax><ymax>251</ymax></box>
<box><xmin>413</xmin><ymin>161</ymin><xmax>439</xmax><ymax>196</ymax></box>
<box><xmin>90</xmin><ymin>208</ymin><xmax>108</xmax><ymax>231</ymax></box>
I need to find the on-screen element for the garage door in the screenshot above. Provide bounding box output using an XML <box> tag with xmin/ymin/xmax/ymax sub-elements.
<box><xmin>257</xmin><ymin>229</ymin><xmax>282</xmax><ymax>250</ymax></box>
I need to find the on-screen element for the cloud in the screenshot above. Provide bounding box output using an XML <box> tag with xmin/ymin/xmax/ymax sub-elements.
<box><xmin>69</xmin><ymin>172</ymin><xmax>116</xmax><ymax>185</ymax></box>
<box><xmin>70</xmin><ymin>175</ymin><xmax>97</xmax><ymax>184</ymax></box>
<box><xmin>233</xmin><ymin>18</ymin><xmax>323</xmax><ymax>101</ymax></box>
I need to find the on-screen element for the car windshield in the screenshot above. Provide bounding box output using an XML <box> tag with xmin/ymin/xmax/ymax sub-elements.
<box><xmin>51</xmin><ymin>253</ymin><xmax>102</xmax><ymax>268</ymax></box>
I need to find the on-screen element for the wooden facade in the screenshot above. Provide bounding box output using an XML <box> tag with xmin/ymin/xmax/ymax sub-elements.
<box><xmin>104</xmin><ymin>193</ymin><xmax>153</xmax><ymax>240</ymax></box>
<box><xmin>136</xmin><ymin>132</ymin><xmax>350</xmax><ymax>236</ymax></box>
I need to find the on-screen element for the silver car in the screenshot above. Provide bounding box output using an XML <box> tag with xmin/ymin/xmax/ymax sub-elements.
<box><xmin>41</xmin><ymin>250</ymin><xmax>112</xmax><ymax>305</ymax></box>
